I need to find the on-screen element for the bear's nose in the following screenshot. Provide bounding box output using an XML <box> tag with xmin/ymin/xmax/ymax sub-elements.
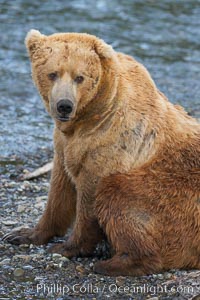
<box><xmin>57</xmin><ymin>99</ymin><xmax>73</xmax><ymax>114</ymax></box>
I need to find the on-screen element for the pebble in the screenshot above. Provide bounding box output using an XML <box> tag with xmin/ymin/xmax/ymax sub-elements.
<box><xmin>58</xmin><ymin>262</ymin><xmax>63</xmax><ymax>268</ymax></box>
<box><xmin>19</xmin><ymin>244</ymin><xmax>30</xmax><ymax>249</ymax></box>
<box><xmin>157</xmin><ymin>273</ymin><xmax>164</xmax><ymax>280</ymax></box>
<box><xmin>0</xmin><ymin>258</ymin><xmax>11</xmax><ymax>265</ymax></box>
<box><xmin>164</xmin><ymin>272</ymin><xmax>173</xmax><ymax>279</ymax></box>
<box><xmin>13</xmin><ymin>268</ymin><xmax>25</xmax><ymax>277</ymax></box>
<box><xmin>52</xmin><ymin>253</ymin><xmax>62</xmax><ymax>259</ymax></box>
<box><xmin>0</xmin><ymin>244</ymin><xmax>6</xmax><ymax>250</ymax></box>
<box><xmin>36</xmin><ymin>196</ymin><xmax>47</xmax><ymax>202</ymax></box>
<box><xmin>2</xmin><ymin>220</ymin><xmax>18</xmax><ymax>226</ymax></box>
<box><xmin>45</xmin><ymin>263</ymin><xmax>54</xmax><ymax>270</ymax></box>
<box><xmin>34</xmin><ymin>276</ymin><xmax>45</xmax><ymax>281</ymax></box>
<box><xmin>35</xmin><ymin>202</ymin><xmax>45</xmax><ymax>209</ymax></box>
<box><xmin>13</xmin><ymin>255</ymin><xmax>31</xmax><ymax>262</ymax></box>
<box><xmin>77</xmin><ymin>257</ymin><xmax>82</xmax><ymax>262</ymax></box>
<box><xmin>17</xmin><ymin>205</ymin><xmax>26</xmax><ymax>213</ymax></box>
<box><xmin>89</xmin><ymin>262</ymin><xmax>94</xmax><ymax>268</ymax></box>
<box><xmin>76</xmin><ymin>265</ymin><xmax>86</xmax><ymax>274</ymax></box>
<box><xmin>59</xmin><ymin>256</ymin><xmax>70</xmax><ymax>262</ymax></box>
<box><xmin>32</xmin><ymin>209</ymin><xmax>39</xmax><ymax>215</ymax></box>
<box><xmin>23</xmin><ymin>265</ymin><xmax>34</xmax><ymax>270</ymax></box>
<box><xmin>34</xmin><ymin>186</ymin><xmax>42</xmax><ymax>191</ymax></box>
<box><xmin>116</xmin><ymin>276</ymin><xmax>126</xmax><ymax>286</ymax></box>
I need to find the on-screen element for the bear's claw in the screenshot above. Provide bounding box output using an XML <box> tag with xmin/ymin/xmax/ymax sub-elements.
<box><xmin>2</xmin><ymin>229</ymin><xmax>32</xmax><ymax>245</ymax></box>
<box><xmin>2</xmin><ymin>228</ymin><xmax>52</xmax><ymax>245</ymax></box>
<box><xmin>3</xmin><ymin>234</ymin><xmax>30</xmax><ymax>245</ymax></box>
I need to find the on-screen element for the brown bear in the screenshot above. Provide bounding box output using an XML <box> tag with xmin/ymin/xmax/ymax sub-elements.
<box><xmin>3</xmin><ymin>29</ymin><xmax>200</xmax><ymax>276</ymax></box>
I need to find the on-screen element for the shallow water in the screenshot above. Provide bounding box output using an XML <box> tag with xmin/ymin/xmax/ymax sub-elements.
<box><xmin>0</xmin><ymin>0</ymin><xmax>200</xmax><ymax>163</ymax></box>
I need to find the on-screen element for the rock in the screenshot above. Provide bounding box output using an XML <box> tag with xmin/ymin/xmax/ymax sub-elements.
<box><xmin>32</xmin><ymin>209</ymin><xmax>39</xmax><ymax>215</ymax></box>
<box><xmin>116</xmin><ymin>276</ymin><xmax>126</xmax><ymax>286</ymax></box>
<box><xmin>35</xmin><ymin>202</ymin><xmax>45</xmax><ymax>209</ymax></box>
<box><xmin>36</xmin><ymin>196</ymin><xmax>47</xmax><ymax>202</ymax></box>
<box><xmin>0</xmin><ymin>258</ymin><xmax>11</xmax><ymax>266</ymax></box>
<box><xmin>46</xmin><ymin>263</ymin><xmax>59</xmax><ymax>270</ymax></box>
<box><xmin>13</xmin><ymin>268</ymin><xmax>25</xmax><ymax>277</ymax></box>
<box><xmin>34</xmin><ymin>186</ymin><xmax>42</xmax><ymax>191</ymax></box>
<box><xmin>2</xmin><ymin>220</ymin><xmax>18</xmax><ymax>226</ymax></box>
<box><xmin>23</xmin><ymin>265</ymin><xmax>34</xmax><ymax>270</ymax></box>
<box><xmin>52</xmin><ymin>253</ymin><xmax>62</xmax><ymax>259</ymax></box>
<box><xmin>89</xmin><ymin>262</ymin><xmax>94</xmax><ymax>268</ymax></box>
<box><xmin>19</xmin><ymin>244</ymin><xmax>30</xmax><ymax>249</ymax></box>
<box><xmin>17</xmin><ymin>205</ymin><xmax>26</xmax><ymax>213</ymax></box>
<box><xmin>23</xmin><ymin>181</ymin><xmax>32</xmax><ymax>187</ymax></box>
<box><xmin>164</xmin><ymin>272</ymin><xmax>173</xmax><ymax>279</ymax></box>
<box><xmin>76</xmin><ymin>265</ymin><xmax>85</xmax><ymax>274</ymax></box>
<box><xmin>77</xmin><ymin>257</ymin><xmax>82</xmax><ymax>262</ymax></box>
<box><xmin>0</xmin><ymin>244</ymin><xmax>6</xmax><ymax>250</ymax></box>
<box><xmin>59</xmin><ymin>257</ymin><xmax>70</xmax><ymax>262</ymax></box>
<box><xmin>13</xmin><ymin>255</ymin><xmax>31</xmax><ymax>262</ymax></box>
<box><xmin>45</xmin><ymin>263</ymin><xmax>54</xmax><ymax>270</ymax></box>
<box><xmin>34</xmin><ymin>276</ymin><xmax>44</xmax><ymax>282</ymax></box>
<box><xmin>157</xmin><ymin>273</ymin><xmax>164</xmax><ymax>280</ymax></box>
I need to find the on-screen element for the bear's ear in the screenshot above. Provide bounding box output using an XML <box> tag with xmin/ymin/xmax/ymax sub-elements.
<box><xmin>93</xmin><ymin>38</ymin><xmax>115</xmax><ymax>59</ymax></box>
<box><xmin>25</xmin><ymin>29</ymin><xmax>45</xmax><ymax>58</ymax></box>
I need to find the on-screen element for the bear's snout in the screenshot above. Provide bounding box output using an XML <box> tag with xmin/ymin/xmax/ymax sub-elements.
<box><xmin>56</xmin><ymin>99</ymin><xmax>74</xmax><ymax>121</ymax></box>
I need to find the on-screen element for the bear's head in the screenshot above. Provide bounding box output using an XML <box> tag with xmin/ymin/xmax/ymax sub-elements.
<box><xmin>25</xmin><ymin>29</ymin><xmax>117</xmax><ymax>123</ymax></box>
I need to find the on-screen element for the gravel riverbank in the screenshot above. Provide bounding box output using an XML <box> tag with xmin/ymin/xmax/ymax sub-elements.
<box><xmin>0</xmin><ymin>153</ymin><xmax>200</xmax><ymax>300</ymax></box>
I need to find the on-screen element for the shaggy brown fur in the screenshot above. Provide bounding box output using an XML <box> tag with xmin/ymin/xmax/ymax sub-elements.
<box><xmin>3</xmin><ymin>29</ymin><xmax>200</xmax><ymax>276</ymax></box>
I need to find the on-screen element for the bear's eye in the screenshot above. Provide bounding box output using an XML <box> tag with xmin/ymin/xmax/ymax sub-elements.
<box><xmin>48</xmin><ymin>72</ymin><xmax>58</xmax><ymax>81</ymax></box>
<box><xmin>74</xmin><ymin>75</ymin><xmax>84</xmax><ymax>84</ymax></box>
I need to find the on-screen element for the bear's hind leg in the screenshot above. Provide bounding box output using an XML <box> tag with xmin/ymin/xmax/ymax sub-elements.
<box><xmin>94</xmin><ymin>253</ymin><xmax>162</xmax><ymax>276</ymax></box>
<box><xmin>94</xmin><ymin>176</ymin><xmax>163</xmax><ymax>276</ymax></box>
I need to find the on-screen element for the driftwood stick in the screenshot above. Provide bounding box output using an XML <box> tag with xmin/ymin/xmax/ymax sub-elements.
<box><xmin>20</xmin><ymin>161</ymin><xmax>53</xmax><ymax>180</ymax></box>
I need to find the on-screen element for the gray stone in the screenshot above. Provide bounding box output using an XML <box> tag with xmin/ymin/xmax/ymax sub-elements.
<box><xmin>0</xmin><ymin>258</ymin><xmax>11</xmax><ymax>266</ymax></box>
<box><xmin>17</xmin><ymin>205</ymin><xmax>26</xmax><ymax>213</ymax></box>
<box><xmin>13</xmin><ymin>268</ymin><xmax>25</xmax><ymax>277</ymax></box>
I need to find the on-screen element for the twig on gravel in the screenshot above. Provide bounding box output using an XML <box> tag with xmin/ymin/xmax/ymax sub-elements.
<box><xmin>19</xmin><ymin>161</ymin><xmax>53</xmax><ymax>180</ymax></box>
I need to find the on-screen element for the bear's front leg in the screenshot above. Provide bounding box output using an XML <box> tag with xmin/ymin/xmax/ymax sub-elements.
<box><xmin>49</xmin><ymin>182</ymin><xmax>103</xmax><ymax>257</ymax></box>
<box><xmin>3</xmin><ymin>153</ymin><xmax>77</xmax><ymax>245</ymax></box>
